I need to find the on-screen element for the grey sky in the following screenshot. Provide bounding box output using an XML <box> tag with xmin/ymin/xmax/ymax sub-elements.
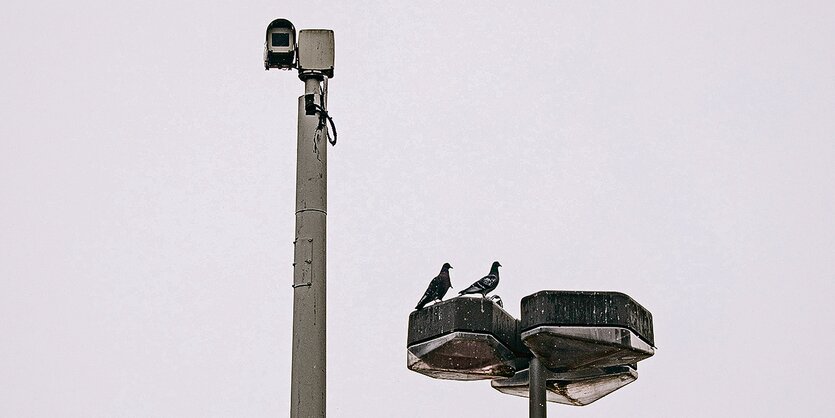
<box><xmin>2</xmin><ymin>1</ymin><xmax>834</xmax><ymax>416</ymax></box>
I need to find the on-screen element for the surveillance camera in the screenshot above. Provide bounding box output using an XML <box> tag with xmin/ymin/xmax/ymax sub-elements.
<box><xmin>264</xmin><ymin>19</ymin><xmax>296</xmax><ymax>70</ymax></box>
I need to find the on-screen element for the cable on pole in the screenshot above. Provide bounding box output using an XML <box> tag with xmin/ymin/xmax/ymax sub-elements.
<box><xmin>307</xmin><ymin>103</ymin><xmax>337</xmax><ymax>146</ymax></box>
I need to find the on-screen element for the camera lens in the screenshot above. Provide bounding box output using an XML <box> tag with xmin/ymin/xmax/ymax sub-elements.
<box><xmin>272</xmin><ymin>32</ymin><xmax>290</xmax><ymax>47</ymax></box>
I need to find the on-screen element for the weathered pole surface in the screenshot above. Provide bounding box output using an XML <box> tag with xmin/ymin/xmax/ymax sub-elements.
<box><xmin>530</xmin><ymin>356</ymin><xmax>547</xmax><ymax>418</ymax></box>
<box><xmin>290</xmin><ymin>78</ymin><xmax>327</xmax><ymax>417</ymax></box>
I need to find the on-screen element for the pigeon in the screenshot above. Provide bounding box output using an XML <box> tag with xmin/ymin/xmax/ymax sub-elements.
<box><xmin>489</xmin><ymin>295</ymin><xmax>504</xmax><ymax>308</ymax></box>
<box><xmin>458</xmin><ymin>261</ymin><xmax>501</xmax><ymax>297</ymax></box>
<box><xmin>415</xmin><ymin>263</ymin><xmax>453</xmax><ymax>310</ymax></box>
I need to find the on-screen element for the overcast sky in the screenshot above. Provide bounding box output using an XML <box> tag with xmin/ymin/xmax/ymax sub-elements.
<box><xmin>2</xmin><ymin>1</ymin><xmax>834</xmax><ymax>417</ymax></box>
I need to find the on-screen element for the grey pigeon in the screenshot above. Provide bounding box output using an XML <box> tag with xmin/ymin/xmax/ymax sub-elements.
<box><xmin>415</xmin><ymin>263</ymin><xmax>453</xmax><ymax>310</ymax></box>
<box><xmin>459</xmin><ymin>261</ymin><xmax>501</xmax><ymax>297</ymax></box>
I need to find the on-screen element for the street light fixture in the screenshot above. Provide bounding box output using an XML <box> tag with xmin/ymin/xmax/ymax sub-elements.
<box><xmin>407</xmin><ymin>297</ymin><xmax>527</xmax><ymax>381</ymax></box>
<box><xmin>407</xmin><ymin>291</ymin><xmax>655</xmax><ymax>417</ymax></box>
<box><xmin>491</xmin><ymin>364</ymin><xmax>639</xmax><ymax>406</ymax></box>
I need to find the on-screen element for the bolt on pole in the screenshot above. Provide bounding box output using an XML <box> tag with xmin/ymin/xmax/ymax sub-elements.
<box><xmin>290</xmin><ymin>77</ymin><xmax>327</xmax><ymax>417</ymax></box>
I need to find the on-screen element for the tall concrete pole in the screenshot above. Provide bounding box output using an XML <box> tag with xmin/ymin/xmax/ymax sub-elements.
<box><xmin>290</xmin><ymin>78</ymin><xmax>327</xmax><ymax>417</ymax></box>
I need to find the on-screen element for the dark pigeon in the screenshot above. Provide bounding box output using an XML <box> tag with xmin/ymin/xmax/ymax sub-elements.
<box><xmin>415</xmin><ymin>263</ymin><xmax>453</xmax><ymax>310</ymax></box>
<box><xmin>458</xmin><ymin>261</ymin><xmax>501</xmax><ymax>297</ymax></box>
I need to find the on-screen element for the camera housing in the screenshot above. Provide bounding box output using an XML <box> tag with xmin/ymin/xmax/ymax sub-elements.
<box><xmin>264</xmin><ymin>19</ymin><xmax>296</xmax><ymax>70</ymax></box>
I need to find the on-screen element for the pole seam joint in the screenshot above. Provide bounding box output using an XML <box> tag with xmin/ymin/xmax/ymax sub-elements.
<box><xmin>295</xmin><ymin>208</ymin><xmax>327</xmax><ymax>215</ymax></box>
